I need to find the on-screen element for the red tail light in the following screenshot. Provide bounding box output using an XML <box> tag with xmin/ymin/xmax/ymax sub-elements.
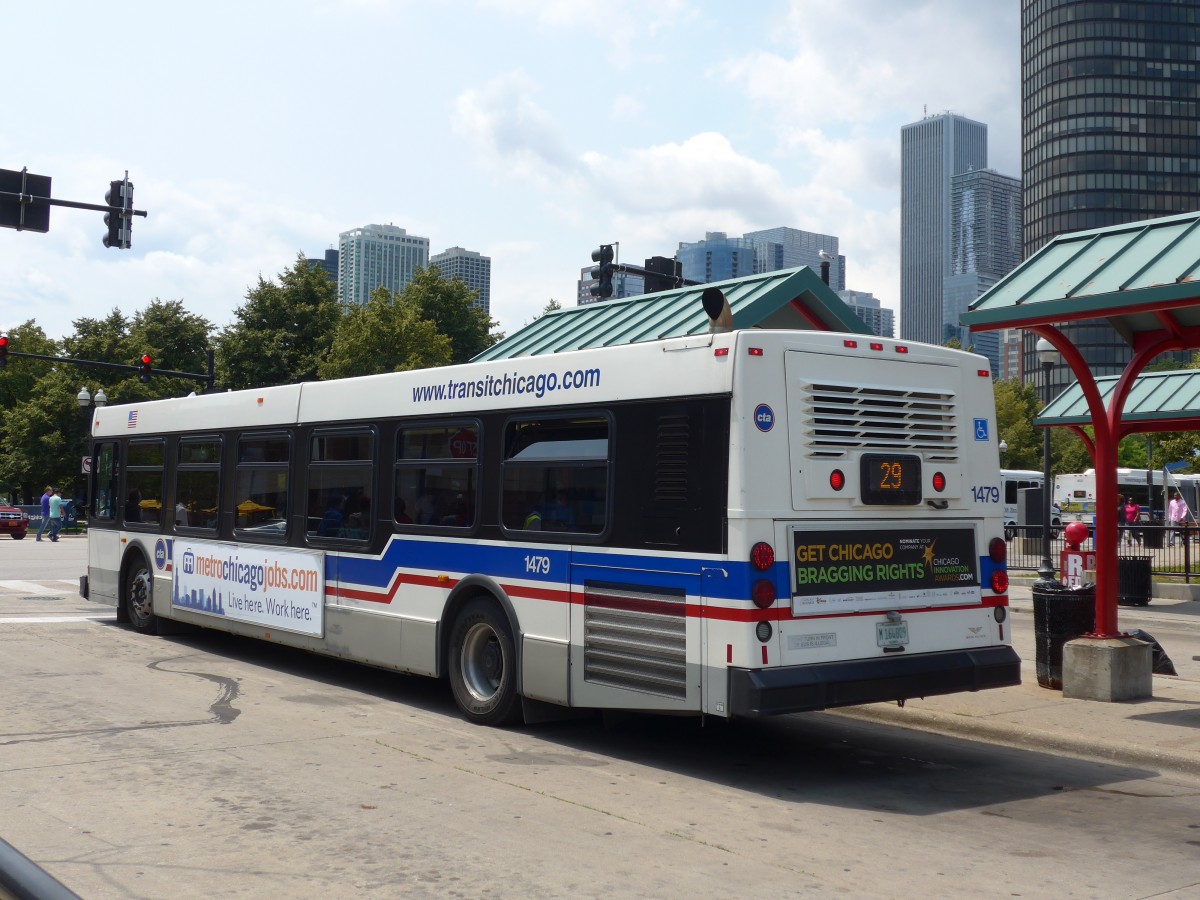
<box><xmin>991</xmin><ymin>570</ymin><xmax>1009</xmax><ymax>594</ymax></box>
<box><xmin>750</xmin><ymin>541</ymin><xmax>775</xmax><ymax>571</ymax></box>
<box><xmin>752</xmin><ymin>580</ymin><xmax>776</xmax><ymax>609</ymax></box>
<box><xmin>989</xmin><ymin>537</ymin><xmax>1007</xmax><ymax>564</ymax></box>
<box><xmin>830</xmin><ymin>469</ymin><xmax>845</xmax><ymax>491</ymax></box>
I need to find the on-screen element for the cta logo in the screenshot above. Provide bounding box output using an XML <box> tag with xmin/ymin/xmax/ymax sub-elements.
<box><xmin>754</xmin><ymin>404</ymin><xmax>775</xmax><ymax>432</ymax></box>
<box><xmin>154</xmin><ymin>539</ymin><xmax>168</xmax><ymax>570</ymax></box>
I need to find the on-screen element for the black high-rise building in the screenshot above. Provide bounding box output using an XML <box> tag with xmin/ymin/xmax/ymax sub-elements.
<box><xmin>1021</xmin><ymin>0</ymin><xmax>1200</xmax><ymax>393</ymax></box>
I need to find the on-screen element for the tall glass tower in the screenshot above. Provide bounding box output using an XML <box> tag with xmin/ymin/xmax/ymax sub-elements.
<box><xmin>337</xmin><ymin>224</ymin><xmax>430</xmax><ymax>307</ymax></box>
<box><xmin>1021</xmin><ymin>0</ymin><xmax>1200</xmax><ymax>392</ymax></box>
<box><xmin>901</xmin><ymin>112</ymin><xmax>989</xmax><ymax>345</ymax></box>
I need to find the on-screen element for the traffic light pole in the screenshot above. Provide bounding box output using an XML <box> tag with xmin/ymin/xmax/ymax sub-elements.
<box><xmin>2</xmin><ymin>350</ymin><xmax>215</xmax><ymax>392</ymax></box>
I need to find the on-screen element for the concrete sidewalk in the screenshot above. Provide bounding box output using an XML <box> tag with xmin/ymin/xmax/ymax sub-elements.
<box><xmin>831</xmin><ymin>585</ymin><xmax>1200</xmax><ymax>779</ymax></box>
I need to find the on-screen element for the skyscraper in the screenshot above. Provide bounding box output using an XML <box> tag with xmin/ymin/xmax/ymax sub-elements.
<box><xmin>305</xmin><ymin>248</ymin><xmax>338</xmax><ymax>285</ymax></box>
<box><xmin>337</xmin><ymin>223</ymin><xmax>430</xmax><ymax>307</ymax></box>
<box><xmin>431</xmin><ymin>246</ymin><xmax>492</xmax><ymax>315</ymax></box>
<box><xmin>675</xmin><ymin>233</ymin><xmax>757</xmax><ymax>284</ymax></box>
<box><xmin>837</xmin><ymin>290</ymin><xmax>895</xmax><ymax>338</ymax></box>
<box><xmin>1021</xmin><ymin>0</ymin><xmax>1200</xmax><ymax>393</ymax></box>
<box><xmin>900</xmin><ymin>112</ymin><xmax>989</xmax><ymax>344</ymax></box>
<box><xmin>944</xmin><ymin>168</ymin><xmax>1022</xmax><ymax>374</ymax></box>
<box><xmin>743</xmin><ymin>227</ymin><xmax>845</xmax><ymax>291</ymax></box>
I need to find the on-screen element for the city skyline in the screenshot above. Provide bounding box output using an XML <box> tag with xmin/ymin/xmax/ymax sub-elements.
<box><xmin>0</xmin><ymin>2</ymin><xmax>1020</xmax><ymax>344</ymax></box>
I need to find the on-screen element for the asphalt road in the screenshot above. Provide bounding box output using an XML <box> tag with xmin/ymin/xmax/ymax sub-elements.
<box><xmin>3</xmin><ymin>537</ymin><xmax>1200</xmax><ymax>898</ymax></box>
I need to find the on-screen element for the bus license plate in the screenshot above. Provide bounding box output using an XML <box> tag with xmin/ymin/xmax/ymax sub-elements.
<box><xmin>877</xmin><ymin>620</ymin><xmax>908</xmax><ymax>648</ymax></box>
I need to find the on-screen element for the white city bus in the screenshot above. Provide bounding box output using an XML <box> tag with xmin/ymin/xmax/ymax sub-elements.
<box><xmin>1054</xmin><ymin>468</ymin><xmax>1200</xmax><ymax>526</ymax></box>
<box><xmin>1000</xmin><ymin>469</ymin><xmax>1062</xmax><ymax>538</ymax></box>
<box><xmin>81</xmin><ymin>304</ymin><xmax>1017</xmax><ymax>726</ymax></box>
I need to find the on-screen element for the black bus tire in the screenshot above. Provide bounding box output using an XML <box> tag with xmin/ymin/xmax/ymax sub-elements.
<box><xmin>124</xmin><ymin>553</ymin><xmax>158</xmax><ymax>635</ymax></box>
<box><xmin>448</xmin><ymin>598</ymin><xmax>522</xmax><ymax>727</ymax></box>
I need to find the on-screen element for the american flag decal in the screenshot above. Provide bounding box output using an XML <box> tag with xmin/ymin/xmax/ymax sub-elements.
<box><xmin>127</xmin><ymin>410</ymin><xmax>138</xmax><ymax>428</ymax></box>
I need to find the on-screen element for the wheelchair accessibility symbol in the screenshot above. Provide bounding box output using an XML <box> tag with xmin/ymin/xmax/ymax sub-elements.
<box><xmin>974</xmin><ymin>418</ymin><xmax>989</xmax><ymax>441</ymax></box>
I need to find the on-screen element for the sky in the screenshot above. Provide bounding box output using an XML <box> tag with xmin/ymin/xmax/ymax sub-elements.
<box><xmin>0</xmin><ymin>0</ymin><xmax>1020</xmax><ymax>346</ymax></box>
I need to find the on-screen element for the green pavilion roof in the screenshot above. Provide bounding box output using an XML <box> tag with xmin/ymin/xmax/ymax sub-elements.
<box><xmin>474</xmin><ymin>266</ymin><xmax>869</xmax><ymax>361</ymax></box>
<box><xmin>1036</xmin><ymin>368</ymin><xmax>1200</xmax><ymax>430</ymax></box>
<box><xmin>961</xmin><ymin>210</ymin><xmax>1200</xmax><ymax>338</ymax></box>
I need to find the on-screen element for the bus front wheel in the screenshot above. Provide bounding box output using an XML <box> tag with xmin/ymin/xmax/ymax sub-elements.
<box><xmin>124</xmin><ymin>554</ymin><xmax>158</xmax><ymax>635</ymax></box>
<box><xmin>448</xmin><ymin>599</ymin><xmax>521</xmax><ymax>727</ymax></box>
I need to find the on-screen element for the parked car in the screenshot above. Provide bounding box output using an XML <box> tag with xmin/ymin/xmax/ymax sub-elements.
<box><xmin>0</xmin><ymin>502</ymin><xmax>30</xmax><ymax>539</ymax></box>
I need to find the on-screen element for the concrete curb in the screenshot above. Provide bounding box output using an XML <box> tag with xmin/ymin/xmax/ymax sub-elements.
<box><xmin>828</xmin><ymin>693</ymin><xmax>1200</xmax><ymax>780</ymax></box>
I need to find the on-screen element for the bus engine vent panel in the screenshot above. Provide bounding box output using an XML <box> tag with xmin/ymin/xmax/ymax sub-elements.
<box><xmin>583</xmin><ymin>581</ymin><xmax>687</xmax><ymax>698</ymax></box>
<box><xmin>800</xmin><ymin>381</ymin><xmax>959</xmax><ymax>462</ymax></box>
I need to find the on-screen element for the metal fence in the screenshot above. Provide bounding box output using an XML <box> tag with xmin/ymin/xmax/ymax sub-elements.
<box><xmin>1006</xmin><ymin>524</ymin><xmax>1200</xmax><ymax>580</ymax></box>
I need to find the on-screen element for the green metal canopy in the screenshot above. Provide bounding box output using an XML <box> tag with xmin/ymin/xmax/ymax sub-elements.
<box><xmin>961</xmin><ymin>210</ymin><xmax>1200</xmax><ymax>341</ymax></box>
<box><xmin>959</xmin><ymin>209</ymin><xmax>1200</xmax><ymax>638</ymax></box>
<box><xmin>474</xmin><ymin>266</ymin><xmax>869</xmax><ymax>361</ymax></box>
<box><xmin>1036</xmin><ymin>368</ymin><xmax>1200</xmax><ymax>432</ymax></box>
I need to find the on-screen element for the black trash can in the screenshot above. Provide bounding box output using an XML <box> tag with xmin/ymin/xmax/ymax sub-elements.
<box><xmin>1143</xmin><ymin>523</ymin><xmax>1164</xmax><ymax>549</ymax></box>
<box><xmin>1117</xmin><ymin>555</ymin><xmax>1153</xmax><ymax>606</ymax></box>
<box><xmin>1032</xmin><ymin>580</ymin><xmax>1096</xmax><ymax>690</ymax></box>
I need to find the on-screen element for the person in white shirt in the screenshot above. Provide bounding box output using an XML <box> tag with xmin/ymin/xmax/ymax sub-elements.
<box><xmin>1169</xmin><ymin>490</ymin><xmax>1191</xmax><ymax>546</ymax></box>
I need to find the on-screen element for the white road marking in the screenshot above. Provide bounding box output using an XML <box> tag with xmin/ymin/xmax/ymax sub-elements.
<box><xmin>0</xmin><ymin>581</ymin><xmax>62</xmax><ymax>593</ymax></box>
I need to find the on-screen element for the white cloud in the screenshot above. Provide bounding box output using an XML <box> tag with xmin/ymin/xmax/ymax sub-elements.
<box><xmin>453</xmin><ymin>70</ymin><xmax>584</xmax><ymax>190</ymax></box>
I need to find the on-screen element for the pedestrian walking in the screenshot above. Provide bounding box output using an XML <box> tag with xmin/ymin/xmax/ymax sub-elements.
<box><xmin>1123</xmin><ymin>495</ymin><xmax>1141</xmax><ymax>546</ymax></box>
<box><xmin>47</xmin><ymin>487</ymin><xmax>64</xmax><ymax>542</ymax></box>
<box><xmin>35</xmin><ymin>485</ymin><xmax>52</xmax><ymax>541</ymax></box>
<box><xmin>1169</xmin><ymin>489</ymin><xmax>1193</xmax><ymax>547</ymax></box>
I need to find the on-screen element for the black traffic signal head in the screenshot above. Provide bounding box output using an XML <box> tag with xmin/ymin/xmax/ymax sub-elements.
<box><xmin>138</xmin><ymin>353</ymin><xmax>153</xmax><ymax>384</ymax></box>
<box><xmin>589</xmin><ymin>244</ymin><xmax>615</xmax><ymax>299</ymax></box>
<box><xmin>0</xmin><ymin>335</ymin><xmax>7</xmax><ymax>368</ymax></box>
<box><xmin>103</xmin><ymin>179</ymin><xmax>133</xmax><ymax>249</ymax></box>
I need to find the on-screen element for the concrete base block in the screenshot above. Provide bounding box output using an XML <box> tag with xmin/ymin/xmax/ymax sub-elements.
<box><xmin>1062</xmin><ymin>637</ymin><xmax>1152</xmax><ymax>701</ymax></box>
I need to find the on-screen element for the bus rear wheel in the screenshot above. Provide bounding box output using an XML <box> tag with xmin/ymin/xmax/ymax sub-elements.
<box><xmin>448</xmin><ymin>599</ymin><xmax>521</xmax><ymax>727</ymax></box>
<box><xmin>124</xmin><ymin>554</ymin><xmax>158</xmax><ymax>635</ymax></box>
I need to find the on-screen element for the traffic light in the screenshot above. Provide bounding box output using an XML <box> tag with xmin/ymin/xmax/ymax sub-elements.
<box><xmin>138</xmin><ymin>353</ymin><xmax>153</xmax><ymax>384</ymax></box>
<box><xmin>0</xmin><ymin>335</ymin><xmax>7</xmax><ymax>368</ymax></box>
<box><xmin>103</xmin><ymin>178</ymin><xmax>133</xmax><ymax>249</ymax></box>
<box><xmin>590</xmin><ymin>244</ymin><xmax>615</xmax><ymax>299</ymax></box>
<box><xmin>643</xmin><ymin>255</ymin><xmax>682</xmax><ymax>294</ymax></box>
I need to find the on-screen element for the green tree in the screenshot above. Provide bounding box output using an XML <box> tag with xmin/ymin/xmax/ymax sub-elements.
<box><xmin>216</xmin><ymin>253</ymin><xmax>343</xmax><ymax>389</ymax></box>
<box><xmin>994</xmin><ymin>378</ymin><xmax>1043</xmax><ymax>470</ymax></box>
<box><xmin>0</xmin><ymin>322</ymin><xmax>60</xmax><ymax>502</ymax></box>
<box><xmin>319</xmin><ymin>287</ymin><xmax>452</xmax><ymax>379</ymax></box>
<box><xmin>406</xmin><ymin>265</ymin><xmax>501</xmax><ymax>363</ymax></box>
<box><xmin>127</xmin><ymin>300</ymin><xmax>214</xmax><ymax>390</ymax></box>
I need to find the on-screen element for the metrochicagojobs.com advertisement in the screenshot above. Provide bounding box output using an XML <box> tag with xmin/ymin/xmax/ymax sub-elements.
<box><xmin>172</xmin><ymin>540</ymin><xmax>325</xmax><ymax>638</ymax></box>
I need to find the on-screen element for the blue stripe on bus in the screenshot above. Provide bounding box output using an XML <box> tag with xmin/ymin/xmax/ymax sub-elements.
<box><xmin>330</xmin><ymin>536</ymin><xmax>765</xmax><ymax>602</ymax></box>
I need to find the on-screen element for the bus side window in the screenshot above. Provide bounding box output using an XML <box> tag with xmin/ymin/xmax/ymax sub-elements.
<box><xmin>125</xmin><ymin>440</ymin><xmax>165</xmax><ymax>527</ymax></box>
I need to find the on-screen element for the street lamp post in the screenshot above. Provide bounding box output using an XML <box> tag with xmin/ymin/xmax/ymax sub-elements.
<box><xmin>1036</xmin><ymin>339</ymin><xmax>1059</xmax><ymax>585</ymax></box>
<box><xmin>999</xmin><ymin>439</ymin><xmax>1008</xmax><ymax>468</ymax></box>
<box><xmin>76</xmin><ymin>386</ymin><xmax>106</xmax><ymax>509</ymax></box>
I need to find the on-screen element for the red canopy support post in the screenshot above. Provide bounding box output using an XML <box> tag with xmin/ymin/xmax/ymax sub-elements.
<box><xmin>1032</xmin><ymin>326</ymin><xmax>1122</xmax><ymax>636</ymax></box>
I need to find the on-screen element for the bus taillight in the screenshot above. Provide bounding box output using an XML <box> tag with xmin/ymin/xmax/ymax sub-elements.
<box><xmin>989</xmin><ymin>537</ymin><xmax>1007</xmax><ymax>564</ymax></box>
<box><xmin>932</xmin><ymin>471</ymin><xmax>946</xmax><ymax>492</ymax></box>
<box><xmin>991</xmin><ymin>570</ymin><xmax>1009</xmax><ymax>594</ymax></box>
<box><xmin>751</xmin><ymin>579</ymin><xmax>776</xmax><ymax>609</ymax></box>
<box><xmin>750</xmin><ymin>541</ymin><xmax>774</xmax><ymax>571</ymax></box>
<box><xmin>830</xmin><ymin>469</ymin><xmax>845</xmax><ymax>491</ymax></box>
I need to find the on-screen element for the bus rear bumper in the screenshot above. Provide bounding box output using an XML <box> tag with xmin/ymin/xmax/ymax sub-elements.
<box><xmin>727</xmin><ymin>646</ymin><xmax>1021</xmax><ymax>717</ymax></box>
